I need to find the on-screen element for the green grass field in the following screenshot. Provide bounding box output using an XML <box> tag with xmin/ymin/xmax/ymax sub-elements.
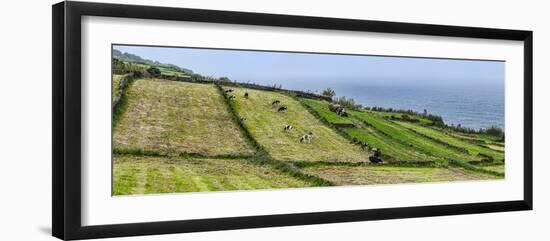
<box><xmin>112</xmin><ymin>79</ymin><xmax>254</xmax><ymax>156</ymax></box>
<box><xmin>112</xmin><ymin>74</ymin><xmax>125</xmax><ymax>102</ymax></box>
<box><xmin>478</xmin><ymin>164</ymin><xmax>505</xmax><ymax>175</ymax></box>
<box><xmin>349</xmin><ymin>110</ymin><xmax>481</xmax><ymax>162</ymax></box>
<box><xmin>300</xmin><ymin>99</ymin><xmax>354</xmax><ymax>125</ymax></box>
<box><xmin>301</xmin><ymin>165</ymin><xmax>498</xmax><ymax>185</ymax></box>
<box><xmin>111</xmin><ymin>74</ymin><xmax>504</xmax><ymax>195</ymax></box>
<box><xmin>369</xmin><ymin>110</ymin><xmax>432</xmax><ymax>124</ymax></box>
<box><xmin>229</xmin><ymin>87</ymin><xmax>368</xmax><ymax>162</ymax></box>
<box><xmin>394</xmin><ymin>121</ymin><xmax>504</xmax><ymax>161</ymax></box>
<box><xmin>343</xmin><ymin>127</ymin><xmax>443</xmax><ymax>162</ymax></box>
<box><xmin>157</xmin><ymin>66</ymin><xmax>190</xmax><ymax>77</ymax></box>
<box><xmin>113</xmin><ymin>155</ymin><xmax>311</xmax><ymax>195</ymax></box>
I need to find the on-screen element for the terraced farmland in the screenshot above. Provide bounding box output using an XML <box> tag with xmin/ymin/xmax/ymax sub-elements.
<box><xmin>113</xmin><ymin>155</ymin><xmax>310</xmax><ymax>195</ymax></box>
<box><xmin>479</xmin><ymin>164</ymin><xmax>505</xmax><ymax>175</ymax></box>
<box><xmin>394</xmin><ymin>121</ymin><xmax>504</xmax><ymax>161</ymax></box>
<box><xmin>343</xmin><ymin>127</ymin><xmax>443</xmax><ymax>163</ymax></box>
<box><xmin>112</xmin><ymin>79</ymin><xmax>254</xmax><ymax>156</ymax></box>
<box><xmin>112</xmin><ymin>74</ymin><xmax>125</xmax><ymax>101</ymax></box>
<box><xmin>300</xmin><ymin>98</ymin><xmax>354</xmax><ymax>125</ymax></box>
<box><xmin>370</xmin><ymin>111</ymin><xmax>432</xmax><ymax>124</ymax></box>
<box><xmin>112</xmin><ymin>75</ymin><xmax>504</xmax><ymax>195</ymax></box>
<box><xmin>348</xmin><ymin>110</ymin><xmax>480</xmax><ymax>162</ymax></box>
<box><xmin>302</xmin><ymin>165</ymin><xmax>498</xmax><ymax>186</ymax></box>
<box><xmin>229</xmin><ymin>87</ymin><xmax>368</xmax><ymax>162</ymax></box>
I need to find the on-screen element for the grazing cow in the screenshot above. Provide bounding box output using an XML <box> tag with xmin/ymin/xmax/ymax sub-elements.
<box><xmin>277</xmin><ymin>106</ymin><xmax>287</xmax><ymax>112</ymax></box>
<box><xmin>337</xmin><ymin>108</ymin><xmax>348</xmax><ymax>117</ymax></box>
<box><xmin>228</xmin><ymin>95</ymin><xmax>236</xmax><ymax>100</ymax></box>
<box><xmin>272</xmin><ymin>100</ymin><xmax>280</xmax><ymax>105</ymax></box>
<box><xmin>283</xmin><ymin>125</ymin><xmax>293</xmax><ymax>131</ymax></box>
<box><xmin>329</xmin><ymin>103</ymin><xmax>348</xmax><ymax>117</ymax></box>
<box><xmin>244</xmin><ymin>92</ymin><xmax>249</xmax><ymax>98</ymax></box>
<box><xmin>224</xmin><ymin>89</ymin><xmax>234</xmax><ymax>93</ymax></box>
<box><xmin>300</xmin><ymin>132</ymin><xmax>313</xmax><ymax>143</ymax></box>
<box><xmin>369</xmin><ymin>148</ymin><xmax>383</xmax><ymax>163</ymax></box>
<box><xmin>360</xmin><ymin>142</ymin><xmax>369</xmax><ymax>150</ymax></box>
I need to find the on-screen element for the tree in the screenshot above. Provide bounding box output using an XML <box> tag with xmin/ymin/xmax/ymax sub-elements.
<box><xmin>146</xmin><ymin>67</ymin><xmax>161</xmax><ymax>77</ymax></box>
<box><xmin>484</xmin><ymin>126</ymin><xmax>504</xmax><ymax>137</ymax></box>
<box><xmin>322</xmin><ymin>88</ymin><xmax>336</xmax><ymax>97</ymax></box>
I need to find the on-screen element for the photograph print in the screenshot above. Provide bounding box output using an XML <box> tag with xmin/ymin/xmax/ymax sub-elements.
<box><xmin>111</xmin><ymin>44</ymin><xmax>505</xmax><ymax>196</ymax></box>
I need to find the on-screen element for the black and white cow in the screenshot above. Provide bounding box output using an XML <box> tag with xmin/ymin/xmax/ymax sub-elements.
<box><xmin>283</xmin><ymin>125</ymin><xmax>293</xmax><ymax>131</ymax></box>
<box><xmin>300</xmin><ymin>132</ymin><xmax>313</xmax><ymax>143</ymax></box>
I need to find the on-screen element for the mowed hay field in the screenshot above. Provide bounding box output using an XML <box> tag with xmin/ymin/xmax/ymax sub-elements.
<box><xmin>343</xmin><ymin>127</ymin><xmax>443</xmax><ymax>163</ymax></box>
<box><xmin>301</xmin><ymin>99</ymin><xmax>441</xmax><ymax>163</ymax></box>
<box><xmin>111</xmin><ymin>76</ymin><xmax>503</xmax><ymax>195</ymax></box>
<box><xmin>113</xmin><ymin>79</ymin><xmax>254</xmax><ymax>156</ymax></box>
<box><xmin>349</xmin><ymin>110</ymin><xmax>481</xmax><ymax>162</ymax></box>
<box><xmin>301</xmin><ymin>165</ymin><xmax>498</xmax><ymax>185</ymax></box>
<box><xmin>230</xmin><ymin>87</ymin><xmax>368</xmax><ymax>162</ymax></box>
<box><xmin>394</xmin><ymin>121</ymin><xmax>504</xmax><ymax>161</ymax></box>
<box><xmin>112</xmin><ymin>74</ymin><xmax>125</xmax><ymax>102</ymax></box>
<box><xmin>300</xmin><ymin>98</ymin><xmax>354</xmax><ymax>125</ymax></box>
<box><xmin>113</xmin><ymin>155</ymin><xmax>311</xmax><ymax>195</ymax></box>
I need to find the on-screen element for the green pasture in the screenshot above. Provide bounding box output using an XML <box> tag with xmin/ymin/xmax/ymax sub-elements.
<box><xmin>112</xmin><ymin>79</ymin><xmax>254</xmax><ymax>156</ymax></box>
<box><xmin>112</xmin><ymin>74</ymin><xmax>125</xmax><ymax>102</ymax></box>
<box><xmin>348</xmin><ymin>110</ymin><xmax>481</xmax><ymax>162</ymax></box>
<box><xmin>229</xmin><ymin>87</ymin><xmax>368</xmax><ymax>162</ymax></box>
<box><xmin>299</xmin><ymin>98</ymin><xmax>354</xmax><ymax>125</ymax></box>
<box><xmin>302</xmin><ymin>165</ymin><xmax>500</xmax><ymax>186</ymax></box>
<box><xmin>113</xmin><ymin>155</ymin><xmax>311</xmax><ymax>195</ymax></box>
<box><xmin>394</xmin><ymin>121</ymin><xmax>504</xmax><ymax>161</ymax></box>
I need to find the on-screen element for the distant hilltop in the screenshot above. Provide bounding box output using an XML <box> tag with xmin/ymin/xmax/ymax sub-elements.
<box><xmin>112</xmin><ymin>48</ymin><xmax>194</xmax><ymax>74</ymax></box>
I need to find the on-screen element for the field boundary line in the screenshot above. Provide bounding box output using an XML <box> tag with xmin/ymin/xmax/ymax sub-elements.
<box><xmin>112</xmin><ymin>72</ymin><xmax>141</xmax><ymax>127</ymax></box>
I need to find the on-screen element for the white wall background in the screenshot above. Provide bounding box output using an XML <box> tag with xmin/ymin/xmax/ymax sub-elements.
<box><xmin>0</xmin><ymin>0</ymin><xmax>547</xmax><ymax>240</ymax></box>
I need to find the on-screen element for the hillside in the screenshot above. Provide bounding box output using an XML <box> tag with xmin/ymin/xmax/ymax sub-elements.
<box><xmin>229</xmin><ymin>87</ymin><xmax>368</xmax><ymax>162</ymax></box>
<box><xmin>113</xmin><ymin>49</ymin><xmax>193</xmax><ymax>74</ymax></box>
<box><xmin>111</xmin><ymin>74</ymin><xmax>505</xmax><ymax>195</ymax></box>
<box><xmin>113</xmin><ymin>156</ymin><xmax>310</xmax><ymax>195</ymax></box>
<box><xmin>113</xmin><ymin>79</ymin><xmax>255</xmax><ymax>156</ymax></box>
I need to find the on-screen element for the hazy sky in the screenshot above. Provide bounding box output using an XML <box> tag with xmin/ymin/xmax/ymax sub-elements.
<box><xmin>113</xmin><ymin>45</ymin><xmax>504</xmax><ymax>88</ymax></box>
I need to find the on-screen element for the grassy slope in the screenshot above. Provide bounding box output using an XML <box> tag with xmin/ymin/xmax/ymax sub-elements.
<box><xmin>300</xmin><ymin>99</ymin><xmax>354</xmax><ymax>125</ymax></box>
<box><xmin>349</xmin><ymin>110</ymin><xmax>480</xmax><ymax>162</ymax></box>
<box><xmin>395</xmin><ymin>121</ymin><xmax>504</xmax><ymax>161</ymax></box>
<box><xmin>112</xmin><ymin>77</ymin><xmax>503</xmax><ymax>194</ymax></box>
<box><xmin>112</xmin><ymin>74</ymin><xmax>125</xmax><ymax>101</ymax></box>
<box><xmin>113</xmin><ymin>79</ymin><xmax>254</xmax><ymax>156</ymax></box>
<box><xmin>230</xmin><ymin>87</ymin><xmax>368</xmax><ymax>162</ymax></box>
<box><xmin>343</xmin><ymin>127</ymin><xmax>443</xmax><ymax>162</ymax></box>
<box><xmin>302</xmin><ymin>165</ymin><xmax>499</xmax><ymax>185</ymax></box>
<box><xmin>370</xmin><ymin>111</ymin><xmax>432</xmax><ymax>124</ymax></box>
<box><xmin>300</xmin><ymin>99</ymin><xmax>440</xmax><ymax>162</ymax></box>
<box><xmin>157</xmin><ymin>66</ymin><xmax>189</xmax><ymax>77</ymax></box>
<box><xmin>113</xmin><ymin>155</ymin><xmax>311</xmax><ymax>195</ymax></box>
<box><xmin>479</xmin><ymin>164</ymin><xmax>505</xmax><ymax>174</ymax></box>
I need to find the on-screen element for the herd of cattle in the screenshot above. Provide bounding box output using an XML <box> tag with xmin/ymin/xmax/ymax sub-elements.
<box><xmin>223</xmin><ymin>88</ymin><xmax>382</xmax><ymax>163</ymax></box>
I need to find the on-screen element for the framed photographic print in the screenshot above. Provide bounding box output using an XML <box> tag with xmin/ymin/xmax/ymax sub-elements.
<box><xmin>52</xmin><ymin>1</ymin><xmax>533</xmax><ymax>240</ymax></box>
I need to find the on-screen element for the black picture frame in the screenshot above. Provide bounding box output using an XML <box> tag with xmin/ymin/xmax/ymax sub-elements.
<box><xmin>52</xmin><ymin>1</ymin><xmax>533</xmax><ymax>240</ymax></box>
